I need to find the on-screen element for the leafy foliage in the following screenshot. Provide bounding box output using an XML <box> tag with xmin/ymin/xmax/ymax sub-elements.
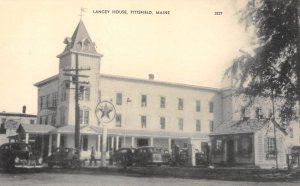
<box><xmin>226</xmin><ymin>0</ymin><xmax>300</xmax><ymax>125</ymax></box>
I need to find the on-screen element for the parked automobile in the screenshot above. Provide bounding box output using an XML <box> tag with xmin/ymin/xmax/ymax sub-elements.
<box><xmin>195</xmin><ymin>152</ymin><xmax>209</xmax><ymax>166</ymax></box>
<box><xmin>0</xmin><ymin>142</ymin><xmax>43</xmax><ymax>169</ymax></box>
<box><xmin>157</xmin><ymin>148</ymin><xmax>171</xmax><ymax>164</ymax></box>
<box><xmin>112</xmin><ymin>147</ymin><xmax>135</xmax><ymax>167</ymax></box>
<box><xmin>47</xmin><ymin>147</ymin><xmax>81</xmax><ymax>168</ymax></box>
<box><xmin>134</xmin><ymin>146</ymin><xmax>164</xmax><ymax>166</ymax></box>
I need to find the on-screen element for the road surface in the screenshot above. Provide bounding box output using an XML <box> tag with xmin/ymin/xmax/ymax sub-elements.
<box><xmin>0</xmin><ymin>172</ymin><xmax>299</xmax><ymax>186</ymax></box>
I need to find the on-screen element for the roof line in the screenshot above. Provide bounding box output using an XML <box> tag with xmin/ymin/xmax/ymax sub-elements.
<box><xmin>34</xmin><ymin>75</ymin><xmax>59</xmax><ymax>87</ymax></box>
<box><xmin>100</xmin><ymin>74</ymin><xmax>220</xmax><ymax>92</ymax></box>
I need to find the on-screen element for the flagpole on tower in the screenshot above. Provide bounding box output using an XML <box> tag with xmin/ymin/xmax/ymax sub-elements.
<box><xmin>80</xmin><ymin>7</ymin><xmax>86</xmax><ymax>20</ymax></box>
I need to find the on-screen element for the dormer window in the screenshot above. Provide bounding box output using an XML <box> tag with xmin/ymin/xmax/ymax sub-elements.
<box><xmin>79</xmin><ymin>38</ymin><xmax>91</xmax><ymax>50</ymax></box>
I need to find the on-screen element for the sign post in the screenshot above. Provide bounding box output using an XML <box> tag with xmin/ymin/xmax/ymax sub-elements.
<box><xmin>95</xmin><ymin>100</ymin><xmax>116</xmax><ymax>167</ymax></box>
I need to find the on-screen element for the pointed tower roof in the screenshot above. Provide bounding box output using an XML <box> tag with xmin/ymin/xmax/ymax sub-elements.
<box><xmin>57</xmin><ymin>20</ymin><xmax>102</xmax><ymax>57</ymax></box>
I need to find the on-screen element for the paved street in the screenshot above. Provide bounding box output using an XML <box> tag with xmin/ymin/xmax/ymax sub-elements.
<box><xmin>0</xmin><ymin>172</ymin><xmax>300</xmax><ymax>186</ymax></box>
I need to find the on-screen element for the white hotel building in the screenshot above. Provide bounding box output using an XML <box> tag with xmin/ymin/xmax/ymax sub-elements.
<box><xmin>34</xmin><ymin>20</ymin><xmax>225</xmax><ymax>160</ymax></box>
<box><xmin>34</xmin><ymin>20</ymin><xmax>299</xmax><ymax>166</ymax></box>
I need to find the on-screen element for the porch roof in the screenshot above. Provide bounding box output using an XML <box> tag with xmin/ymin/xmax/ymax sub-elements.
<box><xmin>17</xmin><ymin>124</ymin><xmax>56</xmax><ymax>134</ymax></box>
<box><xmin>211</xmin><ymin>119</ymin><xmax>288</xmax><ymax>136</ymax></box>
<box><xmin>210</xmin><ymin>119</ymin><xmax>268</xmax><ymax>136</ymax></box>
<box><xmin>53</xmin><ymin>125</ymin><xmax>208</xmax><ymax>139</ymax></box>
<box><xmin>53</xmin><ymin>125</ymin><xmax>101</xmax><ymax>134</ymax></box>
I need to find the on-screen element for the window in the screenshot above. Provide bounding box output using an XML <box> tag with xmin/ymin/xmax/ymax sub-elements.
<box><xmin>216</xmin><ymin>139</ymin><xmax>222</xmax><ymax>151</ymax></box>
<box><xmin>209</xmin><ymin>102</ymin><xmax>214</xmax><ymax>113</ymax></box>
<box><xmin>61</xmin><ymin>88</ymin><xmax>67</xmax><ymax>102</ymax></box>
<box><xmin>52</xmin><ymin>92</ymin><xmax>58</xmax><ymax>107</ymax></box>
<box><xmin>238</xmin><ymin>136</ymin><xmax>252</xmax><ymax>154</ymax></box>
<box><xmin>51</xmin><ymin>114</ymin><xmax>56</xmax><ymax>126</ymax></box>
<box><xmin>82</xmin><ymin>135</ymin><xmax>88</xmax><ymax>151</ymax></box>
<box><xmin>267</xmin><ymin>137</ymin><xmax>276</xmax><ymax>154</ymax></box>
<box><xmin>160</xmin><ymin>97</ymin><xmax>165</xmax><ymax>108</ymax></box>
<box><xmin>45</xmin><ymin>116</ymin><xmax>48</xmax><ymax>125</ymax></box>
<box><xmin>178</xmin><ymin>118</ymin><xmax>183</xmax><ymax>130</ymax></box>
<box><xmin>60</xmin><ymin>110</ymin><xmax>65</xmax><ymax>125</ymax></box>
<box><xmin>30</xmin><ymin>119</ymin><xmax>35</xmax><ymax>124</ymax></box>
<box><xmin>79</xmin><ymin>86</ymin><xmax>90</xmax><ymax>101</ymax></box>
<box><xmin>160</xmin><ymin>117</ymin><xmax>165</xmax><ymax>129</ymax></box>
<box><xmin>46</xmin><ymin>95</ymin><xmax>50</xmax><ymax>108</ymax></box>
<box><xmin>289</xmin><ymin>128</ymin><xmax>294</xmax><ymax>138</ymax></box>
<box><xmin>196</xmin><ymin>100</ymin><xmax>201</xmax><ymax>112</ymax></box>
<box><xmin>141</xmin><ymin>115</ymin><xmax>147</xmax><ymax>128</ymax></box>
<box><xmin>39</xmin><ymin>117</ymin><xmax>42</xmax><ymax>124</ymax></box>
<box><xmin>40</xmin><ymin>96</ymin><xmax>44</xmax><ymax>110</ymax></box>
<box><xmin>209</xmin><ymin>120</ymin><xmax>214</xmax><ymax>132</ymax></box>
<box><xmin>141</xmin><ymin>95</ymin><xmax>147</xmax><ymax>107</ymax></box>
<box><xmin>116</xmin><ymin>93</ymin><xmax>122</xmax><ymax>105</ymax></box>
<box><xmin>79</xmin><ymin>110</ymin><xmax>89</xmax><ymax>124</ymax></box>
<box><xmin>196</xmin><ymin>120</ymin><xmax>201</xmax><ymax>131</ymax></box>
<box><xmin>178</xmin><ymin>98</ymin><xmax>183</xmax><ymax>110</ymax></box>
<box><xmin>241</xmin><ymin>108</ymin><xmax>246</xmax><ymax>119</ymax></box>
<box><xmin>116</xmin><ymin>114</ymin><xmax>122</xmax><ymax>127</ymax></box>
<box><xmin>255</xmin><ymin>107</ymin><xmax>263</xmax><ymax>119</ymax></box>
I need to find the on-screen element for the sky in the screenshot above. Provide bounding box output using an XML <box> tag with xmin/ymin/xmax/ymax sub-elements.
<box><xmin>0</xmin><ymin>0</ymin><xmax>252</xmax><ymax>114</ymax></box>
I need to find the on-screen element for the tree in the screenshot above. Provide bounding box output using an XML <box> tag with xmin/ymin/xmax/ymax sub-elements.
<box><xmin>226</xmin><ymin>0</ymin><xmax>300</xmax><ymax>125</ymax></box>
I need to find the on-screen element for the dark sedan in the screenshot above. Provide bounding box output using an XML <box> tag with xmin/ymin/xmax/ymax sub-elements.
<box><xmin>112</xmin><ymin>148</ymin><xmax>135</xmax><ymax>167</ymax></box>
<box><xmin>0</xmin><ymin>142</ymin><xmax>43</xmax><ymax>169</ymax></box>
<box><xmin>47</xmin><ymin>147</ymin><xmax>81</xmax><ymax>168</ymax></box>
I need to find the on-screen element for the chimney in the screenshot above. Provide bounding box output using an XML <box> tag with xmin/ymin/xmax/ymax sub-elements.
<box><xmin>22</xmin><ymin>105</ymin><xmax>26</xmax><ymax>114</ymax></box>
<box><xmin>148</xmin><ymin>74</ymin><xmax>154</xmax><ymax>80</ymax></box>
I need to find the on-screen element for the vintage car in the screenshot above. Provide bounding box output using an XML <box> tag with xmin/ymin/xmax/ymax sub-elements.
<box><xmin>133</xmin><ymin>146</ymin><xmax>164</xmax><ymax>166</ymax></box>
<box><xmin>157</xmin><ymin>148</ymin><xmax>171</xmax><ymax>164</ymax></box>
<box><xmin>47</xmin><ymin>147</ymin><xmax>81</xmax><ymax>168</ymax></box>
<box><xmin>112</xmin><ymin>147</ymin><xmax>135</xmax><ymax>167</ymax></box>
<box><xmin>0</xmin><ymin>142</ymin><xmax>43</xmax><ymax>169</ymax></box>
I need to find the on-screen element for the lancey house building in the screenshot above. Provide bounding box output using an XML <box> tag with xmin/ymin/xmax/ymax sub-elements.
<box><xmin>29</xmin><ymin>20</ymin><xmax>299</xmax><ymax>168</ymax></box>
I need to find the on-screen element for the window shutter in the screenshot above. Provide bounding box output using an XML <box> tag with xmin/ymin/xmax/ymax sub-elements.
<box><xmin>264</xmin><ymin>138</ymin><xmax>268</xmax><ymax>153</ymax></box>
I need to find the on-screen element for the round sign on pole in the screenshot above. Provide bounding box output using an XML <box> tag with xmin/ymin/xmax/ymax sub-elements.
<box><xmin>95</xmin><ymin>100</ymin><xmax>116</xmax><ymax>124</ymax></box>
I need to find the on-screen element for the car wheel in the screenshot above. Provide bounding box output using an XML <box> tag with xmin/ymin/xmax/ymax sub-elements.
<box><xmin>5</xmin><ymin>157</ymin><xmax>15</xmax><ymax>170</ymax></box>
<box><xmin>116</xmin><ymin>159</ymin><xmax>122</xmax><ymax>167</ymax></box>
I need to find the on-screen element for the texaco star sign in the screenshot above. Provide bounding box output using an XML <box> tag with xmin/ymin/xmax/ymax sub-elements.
<box><xmin>95</xmin><ymin>101</ymin><xmax>116</xmax><ymax>124</ymax></box>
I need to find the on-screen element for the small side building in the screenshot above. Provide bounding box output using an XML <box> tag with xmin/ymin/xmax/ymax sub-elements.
<box><xmin>209</xmin><ymin>119</ymin><xmax>291</xmax><ymax>169</ymax></box>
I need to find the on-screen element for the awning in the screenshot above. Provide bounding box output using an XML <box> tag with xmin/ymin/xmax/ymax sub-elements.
<box><xmin>16</xmin><ymin>124</ymin><xmax>56</xmax><ymax>134</ymax></box>
<box><xmin>52</xmin><ymin>125</ymin><xmax>208</xmax><ymax>139</ymax></box>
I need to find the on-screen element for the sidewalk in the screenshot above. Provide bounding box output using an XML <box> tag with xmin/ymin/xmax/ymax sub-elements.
<box><xmin>79</xmin><ymin>164</ymin><xmax>300</xmax><ymax>182</ymax></box>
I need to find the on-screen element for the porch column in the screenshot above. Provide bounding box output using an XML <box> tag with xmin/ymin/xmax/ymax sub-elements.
<box><xmin>131</xmin><ymin>136</ymin><xmax>135</xmax><ymax>148</ymax></box>
<box><xmin>57</xmin><ymin>133</ymin><xmax>61</xmax><ymax>148</ymax></box>
<box><xmin>97</xmin><ymin>134</ymin><xmax>101</xmax><ymax>153</ymax></box>
<box><xmin>168</xmin><ymin>138</ymin><xmax>172</xmax><ymax>152</ymax></box>
<box><xmin>111</xmin><ymin>136</ymin><xmax>115</xmax><ymax>151</ymax></box>
<box><xmin>48</xmin><ymin>134</ymin><xmax>52</xmax><ymax>156</ymax></box>
<box><xmin>25</xmin><ymin>133</ymin><xmax>29</xmax><ymax>144</ymax></box>
<box><xmin>41</xmin><ymin>135</ymin><xmax>45</xmax><ymax>157</ymax></box>
<box><xmin>150</xmin><ymin>137</ymin><xmax>154</xmax><ymax>146</ymax></box>
<box><xmin>116</xmin><ymin>136</ymin><xmax>119</xmax><ymax>150</ymax></box>
<box><xmin>101</xmin><ymin>126</ymin><xmax>108</xmax><ymax>167</ymax></box>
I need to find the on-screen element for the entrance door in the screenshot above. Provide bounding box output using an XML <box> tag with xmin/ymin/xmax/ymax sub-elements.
<box><xmin>226</xmin><ymin>139</ymin><xmax>234</xmax><ymax>164</ymax></box>
<box><xmin>137</xmin><ymin>138</ymin><xmax>148</xmax><ymax>147</ymax></box>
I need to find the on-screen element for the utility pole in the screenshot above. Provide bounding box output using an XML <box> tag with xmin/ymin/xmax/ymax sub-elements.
<box><xmin>63</xmin><ymin>53</ymin><xmax>90</xmax><ymax>155</ymax></box>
